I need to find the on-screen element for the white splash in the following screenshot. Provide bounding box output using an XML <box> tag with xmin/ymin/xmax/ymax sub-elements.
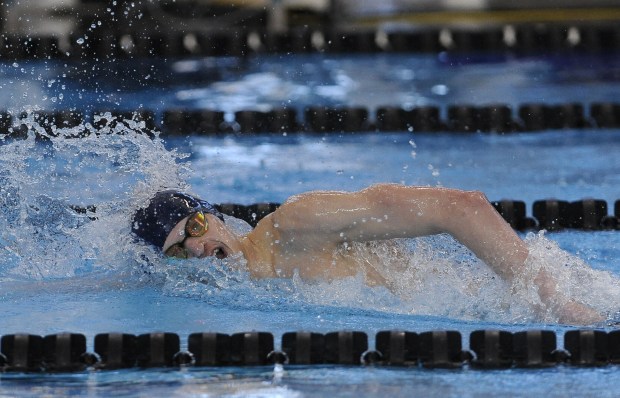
<box><xmin>0</xmin><ymin>112</ymin><xmax>189</xmax><ymax>280</ymax></box>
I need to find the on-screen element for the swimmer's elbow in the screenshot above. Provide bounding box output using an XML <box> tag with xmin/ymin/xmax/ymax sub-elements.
<box><xmin>437</xmin><ymin>190</ymin><xmax>491</xmax><ymax>227</ymax></box>
<box><xmin>458</xmin><ymin>190</ymin><xmax>490</xmax><ymax>212</ymax></box>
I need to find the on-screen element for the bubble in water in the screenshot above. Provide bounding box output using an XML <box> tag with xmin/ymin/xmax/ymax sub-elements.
<box><xmin>76</xmin><ymin>37</ymin><xmax>85</xmax><ymax>45</ymax></box>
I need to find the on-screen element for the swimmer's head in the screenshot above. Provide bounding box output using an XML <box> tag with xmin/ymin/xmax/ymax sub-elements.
<box><xmin>132</xmin><ymin>190</ymin><xmax>224</xmax><ymax>249</ymax></box>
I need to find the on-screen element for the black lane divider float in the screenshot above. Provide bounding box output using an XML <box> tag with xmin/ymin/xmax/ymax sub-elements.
<box><xmin>1</xmin><ymin>22</ymin><xmax>620</xmax><ymax>60</ymax></box>
<box><xmin>492</xmin><ymin>199</ymin><xmax>620</xmax><ymax>232</ymax></box>
<box><xmin>1</xmin><ymin>103</ymin><xmax>620</xmax><ymax>137</ymax></box>
<box><xmin>1</xmin><ymin>329</ymin><xmax>619</xmax><ymax>372</ymax></box>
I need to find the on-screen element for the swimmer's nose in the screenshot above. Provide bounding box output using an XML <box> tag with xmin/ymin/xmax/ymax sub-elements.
<box><xmin>181</xmin><ymin>237</ymin><xmax>206</xmax><ymax>258</ymax></box>
<box><xmin>192</xmin><ymin>239</ymin><xmax>217</xmax><ymax>259</ymax></box>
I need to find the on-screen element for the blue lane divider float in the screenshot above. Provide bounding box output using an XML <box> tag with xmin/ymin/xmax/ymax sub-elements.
<box><xmin>1</xmin><ymin>103</ymin><xmax>620</xmax><ymax>138</ymax></box>
<box><xmin>2</xmin><ymin>329</ymin><xmax>620</xmax><ymax>372</ymax></box>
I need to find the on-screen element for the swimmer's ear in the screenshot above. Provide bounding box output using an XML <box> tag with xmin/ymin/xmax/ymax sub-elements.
<box><xmin>69</xmin><ymin>205</ymin><xmax>98</xmax><ymax>220</ymax></box>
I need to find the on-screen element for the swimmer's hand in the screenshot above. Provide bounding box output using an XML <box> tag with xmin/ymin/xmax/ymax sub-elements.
<box><xmin>534</xmin><ymin>269</ymin><xmax>603</xmax><ymax>325</ymax></box>
<box><xmin>557</xmin><ymin>300</ymin><xmax>604</xmax><ymax>326</ymax></box>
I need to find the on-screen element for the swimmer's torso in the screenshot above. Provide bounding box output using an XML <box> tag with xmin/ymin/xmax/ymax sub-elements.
<box><xmin>239</xmin><ymin>198</ymin><xmax>417</xmax><ymax>289</ymax></box>
<box><xmin>243</xmin><ymin>214</ymin><xmax>404</xmax><ymax>288</ymax></box>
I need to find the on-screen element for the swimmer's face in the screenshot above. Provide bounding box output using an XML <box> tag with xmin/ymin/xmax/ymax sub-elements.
<box><xmin>162</xmin><ymin>213</ymin><xmax>240</xmax><ymax>259</ymax></box>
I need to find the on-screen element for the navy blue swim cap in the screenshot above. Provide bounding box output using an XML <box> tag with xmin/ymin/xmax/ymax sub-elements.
<box><xmin>132</xmin><ymin>190</ymin><xmax>224</xmax><ymax>249</ymax></box>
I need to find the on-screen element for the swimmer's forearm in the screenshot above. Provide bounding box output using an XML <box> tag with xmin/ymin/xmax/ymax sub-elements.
<box><xmin>427</xmin><ymin>188</ymin><xmax>529</xmax><ymax>281</ymax></box>
<box><xmin>361</xmin><ymin>184</ymin><xmax>529</xmax><ymax>280</ymax></box>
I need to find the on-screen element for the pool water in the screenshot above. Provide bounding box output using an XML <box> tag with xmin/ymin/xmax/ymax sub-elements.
<box><xmin>1</xmin><ymin>53</ymin><xmax>620</xmax><ymax>397</ymax></box>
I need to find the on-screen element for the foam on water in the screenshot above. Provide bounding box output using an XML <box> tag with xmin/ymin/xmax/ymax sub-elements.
<box><xmin>1</xmin><ymin>117</ymin><xmax>619</xmax><ymax>325</ymax></box>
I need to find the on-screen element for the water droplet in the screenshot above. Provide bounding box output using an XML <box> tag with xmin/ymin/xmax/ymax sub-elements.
<box><xmin>76</xmin><ymin>37</ymin><xmax>85</xmax><ymax>45</ymax></box>
<box><xmin>431</xmin><ymin>84</ymin><xmax>449</xmax><ymax>96</ymax></box>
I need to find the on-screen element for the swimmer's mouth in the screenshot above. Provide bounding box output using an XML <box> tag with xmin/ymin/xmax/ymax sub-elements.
<box><xmin>201</xmin><ymin>240</ymin><xmax>231</xmax><ymax>260</ymax></box>
<box><xmin>211</xmin><ymin>246</ymin><xmax>228</xmax><ymax>259</ymax></box>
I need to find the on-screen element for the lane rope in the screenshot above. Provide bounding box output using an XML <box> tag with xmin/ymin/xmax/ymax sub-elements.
<box><xmin>1</xmin><ymin>21</ymin><xmax>620</xmax><ymax>59</ymax></box>
<box><xmin>1</xmin><ymin>103</ymin><xmax>620</xmax><ymax>136</ymax></box>
<box><xmin>0</xmin><ymin>329</ymin><xmax>617</xmax><ymax>372</ymax></box>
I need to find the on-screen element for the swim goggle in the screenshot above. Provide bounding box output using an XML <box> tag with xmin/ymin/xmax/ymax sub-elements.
<box><xmin>164</xmin><ymin>211</ymin><xmax>208</xmax><ymax>258</ymax></box>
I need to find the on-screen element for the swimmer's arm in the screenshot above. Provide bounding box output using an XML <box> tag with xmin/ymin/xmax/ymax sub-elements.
<box><xmin>270</xmin><ymin>184</ymin><xmax>603</xmax><ymax>325</ymax></box>
<box><xmin>272</xmin><ymin>184</ymin><xmax>529</xmax><ymax>281</ymax></box>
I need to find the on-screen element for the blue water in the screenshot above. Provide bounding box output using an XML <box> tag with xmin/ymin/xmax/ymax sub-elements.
<box><xmin>1</xmin><ymin>53</ymin><xmax>620</xmax><ymax>397</ymax></box>
<box><xmin>4</xmin><ymin>53</ymin><xmax>620</xmax><ymax>114</ymax></box>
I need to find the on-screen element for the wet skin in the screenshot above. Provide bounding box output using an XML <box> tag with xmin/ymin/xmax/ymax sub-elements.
<box><xmin>162</xmin><ymin>183</ymin><xmax>604</xmax><ymax>325</ymax></box>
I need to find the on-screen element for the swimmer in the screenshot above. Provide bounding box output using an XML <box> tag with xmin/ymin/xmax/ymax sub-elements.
<box><xmin>132</xmin><ymin>184</ymin><xmax>603</xmax><ymax>325</ymax></box>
